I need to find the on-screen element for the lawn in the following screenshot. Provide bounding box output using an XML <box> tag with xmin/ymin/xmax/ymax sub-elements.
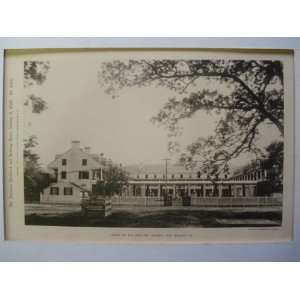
<box><xmin>25</xmin><ymin>208</ymin><xmax>282</xmax><ymax>228</ymax></box>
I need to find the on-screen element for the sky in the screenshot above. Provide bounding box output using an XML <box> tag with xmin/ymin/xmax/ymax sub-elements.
<box><xmin>23</xmin><ymin>50</ymin><xmax>281</xmax><ymax>170</ymax></box>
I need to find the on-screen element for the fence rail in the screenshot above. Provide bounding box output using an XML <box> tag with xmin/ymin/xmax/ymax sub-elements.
<box><xmin>112</xmin><ymin>196</ymin><xmax>282</xmax><ymax>208</ymax></box>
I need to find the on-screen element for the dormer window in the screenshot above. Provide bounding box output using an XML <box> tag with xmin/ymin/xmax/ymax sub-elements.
<box><xmin>82</xmin><ymin>159</ymin><xmax>87</xmax><ymax>166</ymax></box>
<box><xmin>62</xmin><ymin>159</ymin><xmax>67</xmax><ymax>166</ymax></box>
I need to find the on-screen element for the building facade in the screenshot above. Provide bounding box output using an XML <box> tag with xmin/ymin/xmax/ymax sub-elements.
<box><xmin>40</xmin><ymin>141</ymin><xmax>106</xmax><ymax>203</ymax></box>
<box><xmin>123</xmin><ymin>161</ymin><xmax>272</xmax><ymax>198</ymax></box>
<box><xmin>41</xmin><ymin>142</ymin><xmax>276</xmax><ymax>204</ymax></box>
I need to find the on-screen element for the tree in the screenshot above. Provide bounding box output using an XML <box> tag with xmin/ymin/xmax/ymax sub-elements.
<box><xmin>261</xmin><ymin>141</ymin><xmax>283</xmax><ymax>192</ymax></box>
<box><xmin>23</xmin><ymin>61</ymin><xmax>51</xmax><ymax>202</ymax></box>
<box><xmin>24</xmin><ymin>61</ymin><xmax>50</xmax><ymax>87</ymax></box>
<box><xmin>93</xmin><ymin>165</ymin><xmax>129</xmax><ymax>196</ymax></box>
<box><xmin>100</xmin><ymin>59</ymin><xmax>284</xmax><ymax>175</ymax></box>
<box><xmin>24</xmin><ymin>61</ymin><xmax>50</xmax><ymax>114</ymax></box>
<box><xmin>24</xmin><ymin>136</ymin><xmax>54</xmax><ymax>202</ymax></box>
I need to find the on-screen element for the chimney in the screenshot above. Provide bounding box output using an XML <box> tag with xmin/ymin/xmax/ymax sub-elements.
<box><xmin>71</xmin><ymin>140</ymin><xmax>80</xmax><ymax>150</ymax></box>
<box><xmin>84</xmin><ymin>146</ymin><xmax>91</xmax><ymax>154</ymax></box>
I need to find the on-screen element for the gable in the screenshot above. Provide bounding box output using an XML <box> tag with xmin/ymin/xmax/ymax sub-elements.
<box><xmin>48</xmin><ymin>147</ymin><xmax>103</xmax><ymax>170</ymax></box>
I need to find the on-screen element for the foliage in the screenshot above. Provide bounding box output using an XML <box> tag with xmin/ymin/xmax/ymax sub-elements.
<box><xmin>24</xmin><ymin>61</ymin><xmax>50</xmax><ymax>87</ymax></box>
<box><xmin>262</xmin><ymin>141</ymin><xmax>283</xmax><ymax>192</ymax></box>
<box><xmin>100</xmin><ymin>59</ymin><xmax>284</xmax><ymax>175</ymax></box>
<box><xmin>24</xmin><ymin>61</ymin><xmax>51</xmax><ymax>201</ymax></box>
<box><xmin>24</xmin><ymin>94</ymin><xmax>48</xmax><ymax>113</ymax></box>
<box><xmin>24</xmin><ymin>61</ymin><xmax>50</xmax><ymax>114</ymax></box>
<box><xmin>93</xmin><ymin>165</ymin><xmax>129</xmax><ymax>196</ymax></box>
<box><xmin>24</xmin><ymin>136</ymin><xmax>55</xmax><ymax>202</ymax></box>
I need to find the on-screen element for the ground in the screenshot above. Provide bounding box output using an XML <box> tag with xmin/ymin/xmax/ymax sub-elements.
<box><xmin>25</xmin><ymin>205</ymin><xmax>282</xmax><ymax>228</ymax></box>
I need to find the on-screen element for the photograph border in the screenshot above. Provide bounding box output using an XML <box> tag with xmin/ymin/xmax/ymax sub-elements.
<box><xmin>0</xmin><ymin>37</ymin><xmax>299</xmax><ymax>261</ymax></box>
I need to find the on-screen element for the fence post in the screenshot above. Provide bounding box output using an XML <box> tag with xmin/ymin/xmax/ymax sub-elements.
<box><xmin>105</xmin><ymin>198</ymin><xmax>112</xmax><ymax>217</ymax></box>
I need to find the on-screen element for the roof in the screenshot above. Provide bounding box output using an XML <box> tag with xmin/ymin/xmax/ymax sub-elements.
<box><xmin>45</xmin><ymin>181</ymin><xmax>90</xmax><ymax>192</ymax></box>
<box><xmin>69</xmin><ymin>182</ymin><xmax>91</xmax><ymax>192</ymax></box>
<box><xmin>48</xmin><ymin>147</ymin><xmax>105</xmax><ymax>169</ymax></box>
<box><xmin>124</xmin><ymin>164</ymin><xmax>195</xmax><ymax>175</ymax></box>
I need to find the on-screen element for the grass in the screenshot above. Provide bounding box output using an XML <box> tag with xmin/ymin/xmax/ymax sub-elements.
<box><xmin>25</xmin><ymin>208</ymin><xmax>282</xmax><ymax>228</ymax></box>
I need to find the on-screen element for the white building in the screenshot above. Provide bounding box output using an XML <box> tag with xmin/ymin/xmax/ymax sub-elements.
<box><xmin>40</xmin><ymin>142</ymin><xmax>273</xmax><ymax>204</ymax></box>
<box><xmin>40</xmin><ymin>141</ymin><xmax>106</xmax><ymax>204</ymax></box>
<box><xmin>123</xmin><ymin>163</ymin><xmax>270</xmax><ymax>198</ymax></box>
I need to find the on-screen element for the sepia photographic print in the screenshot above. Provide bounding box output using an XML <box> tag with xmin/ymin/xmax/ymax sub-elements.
<box><xmin>3</xmin><ymin>48</ymin><xmax>294</xmax><ymax>242</ymax></box>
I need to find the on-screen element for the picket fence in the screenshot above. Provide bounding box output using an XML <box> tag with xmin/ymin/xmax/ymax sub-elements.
<box><xmin>111</xmin><ymin>196</ymin><xmax>282</xmax><ymax>208</ymax></box>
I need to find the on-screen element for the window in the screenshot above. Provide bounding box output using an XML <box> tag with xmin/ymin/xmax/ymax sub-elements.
<box><xmin>61</xmin><ymin>171</ymin><xmax>67</xmax><ymax>179</ymax></box>
<box><xmin>62</xmin><ymin>159</ymin><xmax>67</xmax><ymax>166</ymax></box>
<box><xmin>180</xmin><ymin>174</ymin><xmax>183</xmax><ymax>179</ymax></box>
<box><xmin>145</xmin><ymin>174</ymin><xmax>148</xmax><ymax>179</ymax></box>
<box><xmin>154</xmin><ymin>174</ymin><xmax>157</xmax><ymax>179</ymax></box>
<box><xmin>82</xmin><ymin>159</ymin><xmax>87</xmax><ymax>166</ymax></box>
<box><xmin>137</xmin><ymin>175</ymin><xmax>140</xmax><ymax>179</ymax></box>
<box><xmin>64</xmin><ymin>187</ymin><xmax>73</xmax><ymax>195</ymax></box>
<box><xmin>222</xmin><ymin>189</ymin><xmax>231</xmax><ymax>197</ymax></box>
<box><xmin>151</xmin><ymin>189</ymin><xmax>158</xmax><ymax>197</ymax></box>
<box><xmin>197</xmin><ymin>171</ymin><xmax>201</xmax><ymax>178</ymax></box>
<box><xmin>79</xmin><ymin>171</ymin><xmax>89</xmax><ymax>179</ymax></box>
<box><xmin>136</xmin><ymin>187</ymin><xmax>142</xmax><ymax>196</ymax></box>
<box><xmin>171</xmin><ymin>174</ymin><xmax>175</xmax><ymax>179</ymax></box>
<box><xmin>50</xmin><ymin>187</ymin><xmax>59</xmax><ymax>195</ymax></box>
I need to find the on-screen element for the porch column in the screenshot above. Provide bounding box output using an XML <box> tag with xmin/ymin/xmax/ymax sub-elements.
<box><xmin>141</xmin><ymin>184</ymin><xmax>146</xmax><ymax>197</ymax></box>
<box><xmin>218</xmin><ymin>184</ymin><xmax>222</xmax><ymax>197</ymax></box>
<box><xmin>203</xmin><ymin>184</ymin><xmax>207</xmax><ymax>197</ymax></box>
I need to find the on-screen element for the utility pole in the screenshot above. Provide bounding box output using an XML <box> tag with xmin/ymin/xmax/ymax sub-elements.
<box><xmin>162</xmin><ymin>158</ymin><xmax>171</xmax><ymax>199</ymax></box>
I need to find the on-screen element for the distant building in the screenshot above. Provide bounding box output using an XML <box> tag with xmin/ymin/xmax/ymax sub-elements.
<box><xmin>123</xmin><ymin>161</ymin><xmax>273</xmax><ymax>198</ymax></box>
<box><xmin>40</xmin><ymin>141</ymin><xmax>107</xmax><ymax>204</ymax></box>
<box><xmin>230</xmin><ymin>159</ymin><xmax>275</xmax><ymax>196</ymax></box>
